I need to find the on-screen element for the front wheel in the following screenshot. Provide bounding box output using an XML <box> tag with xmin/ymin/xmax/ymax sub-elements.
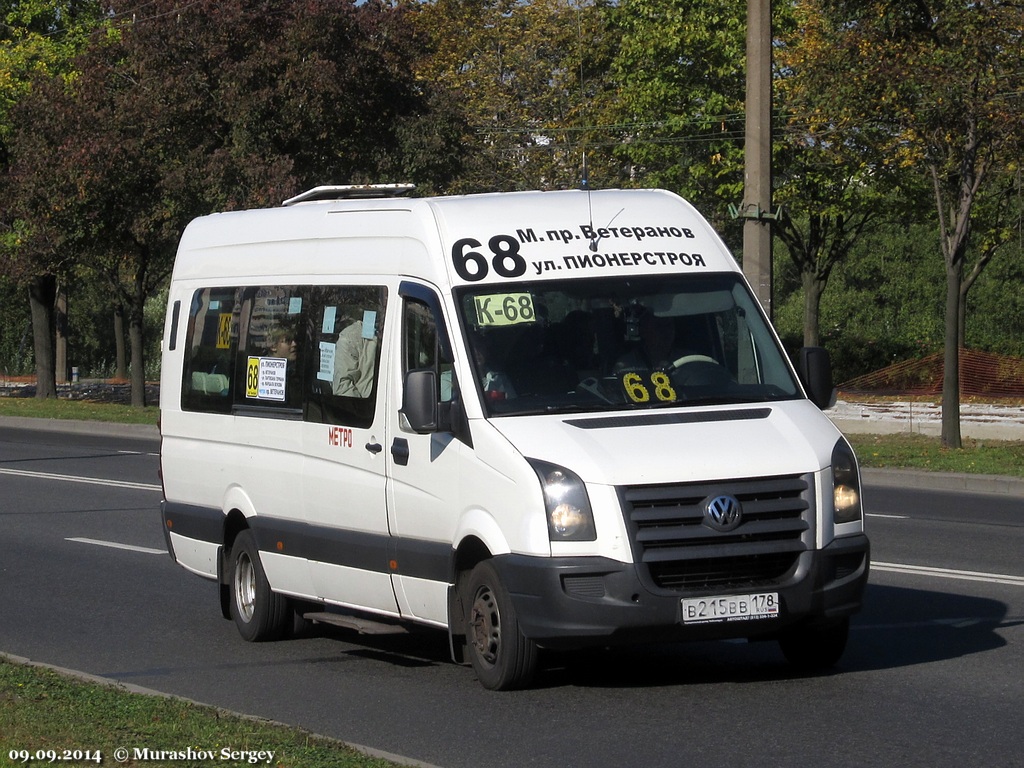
<box><xmin>463</xmin><ymin>561</ymin><xmax>539</xmax><ymax>691</ymax></box>
<box><xmin>229</xmin><ymin>529</ymin><xmax>290</xmax><ymax>642</ymax></box>
<box><xmin>778</xmin><ymin>617</ymin><xmax>850</xmax><ymax>672</ymax></box>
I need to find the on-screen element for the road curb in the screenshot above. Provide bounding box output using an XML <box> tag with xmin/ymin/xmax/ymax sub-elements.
<box><xmin>862</xmin><ymin>467</ymin><xmax>1024</xmax><ymax>497</ymax></box>
<box><xmin>0</xmin><ymin>415</ymin><xmax>158</xmax><ymax>440</ymax></box>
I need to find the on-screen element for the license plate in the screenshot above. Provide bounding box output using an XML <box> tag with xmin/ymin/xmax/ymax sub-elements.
<box><xmin>681</xmin><ymin>592</ymin><xmax>780</xmax><ymax>624</ymax></box>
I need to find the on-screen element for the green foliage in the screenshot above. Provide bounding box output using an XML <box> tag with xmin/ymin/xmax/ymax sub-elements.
<box><xmin>776</xmin><ymin>215</ymin><xmax>1024</xmax><ymax>383</ymax></box>
<box><xmin>1</xmin><ymin>0</ymin><xmax>1022</xmax><ymax>392</ymax></box>
<box><xmin>777</xmin><ymin>219</ymin><xmax>944</xmax><ymax>381</ymax></box>
<box><xmin>2</xmin><ymin>0</ymin><xmax>463</xmax><ymax>401</ymax></box>
<box><xmin>966</xmin><ymin>239</ymin><xmax>1024</xmax><ymax>356</ymax></box>
<box><xmin>414</xmin><ymin>0</ymin><xmax>621</xmax><ymax>192</ymax></box>
<box><xmin>0</xmin><ymin>276</ymin><xmax>32</xmax><ymax>375</ymax></box>
<box><xmin>0</xmin><ymin>1</ymin><xmax>106</xmax><ymax>280</ymax></box>
<box><xmin>608</xmin><ymin>0</ymin><xmax>747</xmax><ymax>221</ymax></box>
<box><xmin>0</xmin><ymin>1</ymin><xmax>105</xmax><ymax>141</ymax></box>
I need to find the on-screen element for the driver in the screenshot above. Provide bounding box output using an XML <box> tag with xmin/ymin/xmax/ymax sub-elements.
<box><xmin>614</xmin><ymin>311</ymin><xmax>681</xmax><ymax>374</ymax></box>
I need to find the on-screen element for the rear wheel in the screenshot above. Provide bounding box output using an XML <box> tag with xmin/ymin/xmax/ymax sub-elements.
<box><xmin>778</xmin><ymin>617</ymin><xmax>850</xmax><ymax>672</ymax></box>
<box><xmin>229</xmin><ymin>529</ymin><xmax>289</xmax><ymax>642</ymax></box>
<box><xmin>463</xmin><ymin>561</ymin><xmax>539</xmax><ymax>691</ymax></box>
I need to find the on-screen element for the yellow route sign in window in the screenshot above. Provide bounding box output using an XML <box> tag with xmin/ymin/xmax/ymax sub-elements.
<box><xmin>217</xmin><ymin>314</ymin><xmax>232</xmax><ymax>349</ymax></box>
<box><xmin>473</xmin><ymin>292</ymin><xmax>536</xmax><ymax>327</ymax></box>
<box><xmin>246</xmin><ymin>357</ymin><xmax>260</xmax><ymax>398</ymax></box>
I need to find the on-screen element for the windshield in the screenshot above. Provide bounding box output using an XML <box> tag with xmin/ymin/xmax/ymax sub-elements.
<box><xmin>455</xmin><ymin>273</ymin><xmax>801</xmax><ymax>416</ymax></box>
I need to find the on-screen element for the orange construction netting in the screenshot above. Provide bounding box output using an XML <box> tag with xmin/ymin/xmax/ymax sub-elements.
<box><xmin>838</xmin><ymin>349</ymin><xmax>1024</xmax><ymax>399</ymax></box>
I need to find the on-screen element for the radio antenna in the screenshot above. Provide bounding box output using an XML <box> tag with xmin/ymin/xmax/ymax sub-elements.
<box><xmin>576</xmin><ymin>2</ymin><xmax>599</xmax><ymax>251</ymax></box>
<box><xmin>577</xmin><ymin>1</ymin><xmax>590</xmax><ymax>193</ymax></box>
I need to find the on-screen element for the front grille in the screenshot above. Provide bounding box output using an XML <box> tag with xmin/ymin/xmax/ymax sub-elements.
<box><xmin>620</xmin><ymin>474</ymin><xmax>815</xmax><ymax>592</ymax></box>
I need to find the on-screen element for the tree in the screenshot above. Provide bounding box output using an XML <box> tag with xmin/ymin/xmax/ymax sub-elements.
<box><xmin>955</xmin><ymin>165</ymin><xmax>1020</xmax><ymax>349</ymax></box>
<box><xmin>786</xmin><ymin>0</ymin><xmax>1024</xmax><ymax>447</ymax></box>
<box><xmin>0</xmin><ymin>1</ymin><xmax>105</xmax><ymax>397</ymax></box>
<box><xmin>608</xmin><ymin>0</ymin><xmax>748</xmax><ymax>232</ymax></box>
<box><xmin>6</xmin><ymin>0</ymin><xmax>462</xmax><ymax>405</ymax></box>
<box><xmin>772</xmin><ymin>1</ymin><xmax>906</xmax><ymax>348</ymax></box>
<box><xmin>413</xmin><ymin>0</ymin><xmax>620</xmax><ymax>192</ymax></box>
<box><xmin>0</xmin><ymin>1</ymin><xmax>102</xmax><ymax>143</ymax></box>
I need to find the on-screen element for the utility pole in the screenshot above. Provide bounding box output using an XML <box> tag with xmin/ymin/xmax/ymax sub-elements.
<box><xmin>743</xmin><ymin>0</ymin><xmax>773</xmax><ymax>317</ymax></box>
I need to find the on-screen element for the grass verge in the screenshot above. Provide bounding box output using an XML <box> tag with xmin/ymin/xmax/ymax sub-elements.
<box><xmin>0</xmin><ymin>397</ymin><xmax>159</xmax><ymax>425</ymax></box>
<box><xmin>846</xmin><ymin>433</ymin><xmax>1024</xmax><ymax>478</ymax></box>
<box><xmin>0</xmin><ymin>658</ymin><xmax>399</xmax><ymax>768</ymax></box>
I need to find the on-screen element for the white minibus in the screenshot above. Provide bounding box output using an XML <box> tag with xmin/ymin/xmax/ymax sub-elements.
<box><xmin>159</xmin><ymin>185</ymin><xmax>869</xmax><ymax>690</ymax></box>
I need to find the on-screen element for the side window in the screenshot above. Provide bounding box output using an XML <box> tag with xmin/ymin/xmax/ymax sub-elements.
<box><xmin>182</xmin><ymin>288</ymin><xmax>242</xmax><ymax>413</ymax></box>
<box><xmin>404</xmin><ymin>298</ymin><xmax>454</xmax><ymax>403</ymax></box>
<box><xmin>304</xmin><ymin>286</ymin><xmax>387</xmax><ymax>428</ymax></box>
<box><xmin>239</xmin><ymin>287</ymin><xmax>305</xmax><ymax>411</ymax></box>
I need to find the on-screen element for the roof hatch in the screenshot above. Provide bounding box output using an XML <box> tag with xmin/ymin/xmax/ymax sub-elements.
<box><xmin>282</xmin><ymin>184</ymin><xmax>416</xmax><ymax>207</ymax></box>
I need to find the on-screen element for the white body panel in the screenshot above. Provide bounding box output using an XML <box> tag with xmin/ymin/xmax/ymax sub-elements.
<box><xmin>487</xmin><ymin>400</ymin><xmax>839</xmax><ymax>487</ymax></box>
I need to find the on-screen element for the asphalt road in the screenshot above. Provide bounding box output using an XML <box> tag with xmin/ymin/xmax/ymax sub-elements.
<box><xmin>1</xmin><ymin>424</ymin><xmax>1022</xmax><ymax>768</ymax></box>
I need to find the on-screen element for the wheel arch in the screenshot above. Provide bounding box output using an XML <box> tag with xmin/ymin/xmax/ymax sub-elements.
<box><xmin>218</xmin><ymin>508</ymin><xmax>251</xmax><ymax>619</ymax></box>
<box><xmin>218</xmin><ymin>483</ymin><xmax>257</xmax><ymax>586</ymax></box>
<box><xmin>447</xmin><ymin>534</ymin><xmax>492</xmax><ymax>664</ymax></box>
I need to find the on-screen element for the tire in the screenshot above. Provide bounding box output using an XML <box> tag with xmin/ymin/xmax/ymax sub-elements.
<box><xmin>778</xmin><ymin>617</ymin><xmax>850</xmax><ymax>672</ymax></box>
<box><xmin>229</xmin><ymin>529</ymin><xmax>290</xmax><ymax>642</ymax></box>
<box><xmin>463</xmin><ymin>561</ymin><xmax>539</xmax><ymax>691</ymax></box>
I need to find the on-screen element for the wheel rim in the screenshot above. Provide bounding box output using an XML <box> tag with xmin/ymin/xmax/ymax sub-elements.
<box><xmin>234</xmin><ymin>550</ymin><xmax>256</xmax><ymax>623</ymax></box>
<box><xmin>469</xmin><ymin>584</ymin><xmax>501</xmax><ymax>666</ymax></box>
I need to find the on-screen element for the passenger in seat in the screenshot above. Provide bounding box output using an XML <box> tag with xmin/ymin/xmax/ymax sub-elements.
<box><xmin>333</xmin><ymin>318</ymin><xmax>378</xmax><ymax>398</ymax></box>
<box><xmin>266</xmin><ymin>327</ymin><xmax>297</xmax><ymax>360</ymax></box>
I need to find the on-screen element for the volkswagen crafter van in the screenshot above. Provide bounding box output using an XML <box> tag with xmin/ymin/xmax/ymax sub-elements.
<box><xmin>159</xmin><ymin>185</ymin><xmax>869</xmax><ymax>690</ymax></box>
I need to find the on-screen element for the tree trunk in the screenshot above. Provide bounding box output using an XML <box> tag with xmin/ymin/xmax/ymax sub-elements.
<box><xmin>957</xmin><ymin>289</ymin><xmax>966</xmax><ymax>350</ymax></box>
<box><xmin>802</xmin><ymin>268</ymin><xmax>824</xmax><ymax>348</ymax></box>
<box><xmin>128</xmin><ymin>267</ymin><xmax>147</xmax><ymax>408</ymax></box>
<box><xmin>941</xmin><ymin>264</ymin><xmax>962</xmax><ymax>448</ymax></box>
<box><xmin>28</xmin><ymin>275</ymin><xmax>58</xmax><ymax>399</ymax></box>
<box><xmin>114</xmin><ymin>303</ymin><xmax>127</xmax><ymax>380</ymax></box>
<box><xmin>56</xmin><ymin>286</ymin><xmax>68</xmax><ymax>384</ymax></box>
<box><xmin>129</xmin><ymin>313</ymin><xmax>146</xmax><ymax>407</ymax></box>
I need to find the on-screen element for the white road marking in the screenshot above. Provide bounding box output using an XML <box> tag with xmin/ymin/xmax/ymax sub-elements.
<box><xmin>0</xmin><ymin>467</ymin><xmax>160</xmax><ymax>492</ymax></box>
<box><xmin>66</xmin><ymin>537</ymin><xmax>165</xmax><ymax>555</ymax></box>
<box><xmin>873</xmin><ymin>561</ymin><xmax>1024</xmax><ymax>587</ymax></box>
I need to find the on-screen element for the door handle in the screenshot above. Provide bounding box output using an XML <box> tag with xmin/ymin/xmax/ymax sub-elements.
<box><xmin>391</xmin><ymin>437</ymin><xmax>410</xmax><ymax>466</ymax></box>
<box><xmin>365</xmin><ymin>441</ymin><xmax>383</xmax><ymax>454</ymax></box>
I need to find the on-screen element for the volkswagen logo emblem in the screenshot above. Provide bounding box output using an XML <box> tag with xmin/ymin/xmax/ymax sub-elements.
<box><xmin>703</xmin><ymin>494</ymin><xmax>743</xmax><ymax>532</ymax></box>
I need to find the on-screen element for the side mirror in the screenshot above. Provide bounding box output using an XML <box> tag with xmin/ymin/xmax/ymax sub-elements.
<box><xmin>401</xmin><ymin>369</ymin><xmax>439</xmax><ymax>433</ymax></box>
<box><xmin>797</xmin><ymin>347</ymin><xmax>836</xmax><ymax>410</ymax></box>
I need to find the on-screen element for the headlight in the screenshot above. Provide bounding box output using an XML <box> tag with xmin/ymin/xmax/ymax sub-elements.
<box><xmin>528</xmin><ymin>459</ymin><xmax>597</xmax><ymax>541</ymax></box>
<box><xmin>832</xmin><ymin>438</ymin><xmax>863</xmax><ymax>524</ymax></box>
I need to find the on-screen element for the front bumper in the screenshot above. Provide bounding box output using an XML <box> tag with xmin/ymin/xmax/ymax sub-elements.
<box><xmin>491</xmin><ymin>534</ymin><xmax>869</xmax><ymax>648</ymax></box>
